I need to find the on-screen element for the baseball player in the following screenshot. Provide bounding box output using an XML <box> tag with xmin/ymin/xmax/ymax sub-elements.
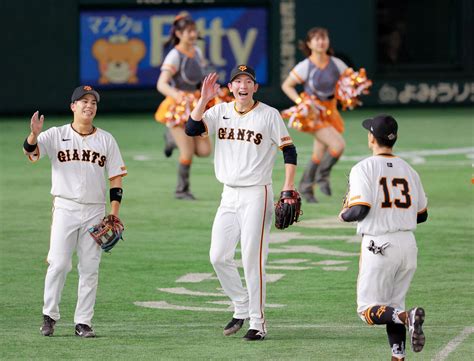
<box><xmin>186</xmin><ymin>67</ymin><xmax>297</xmax><ymax>340</ymax></box>
<box><xmin>339</xmin><ymin>114</ymin><xmax>428</xmax><ymax>359</ymax></box>
<box><xmin>23</xmin><ymin>86</ymin><xmax>127</xmax><ymax>338</ymax></box>
<box><xmin>281</xmin><ymin>27</ymin><xmax>347</xmax><ymax>203</ymax></box>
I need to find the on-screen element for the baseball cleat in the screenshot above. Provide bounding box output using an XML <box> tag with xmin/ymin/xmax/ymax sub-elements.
<box><xmin>223</xmin><ymin>318</ymin><xmax>245</xmax><ymax>336</ymax></box>
<box><xmin>75</xmin><ymin>323</ymin><xmax>96</xmax><ymax>338</ymax></box>
<box><xmin>407</xmin><ymin>307</ymin><xmax>425</xmax><ymax>352</ymax></box>
<box><xmin>40</xmin><ymin>315</ymin><xmax>56</xmax><ymax>336</ymax></box>
<box><xmin>243</xmin><ymin>329</ymin><xmax>266</xmax><ymax>341</ymax></box>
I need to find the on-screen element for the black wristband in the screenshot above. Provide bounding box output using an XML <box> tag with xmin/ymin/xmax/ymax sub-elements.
<box><xmin>110</xmin><ymin>187</ymin><xmax>123</xmax><ymax>203</ymax></box>
<box><xmin>23</xmin><ymin>137</ymin><xmax>37</xmax><ymax>153</ymax></box>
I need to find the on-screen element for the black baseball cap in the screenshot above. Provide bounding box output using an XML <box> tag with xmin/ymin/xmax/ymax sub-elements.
<box><xmin>229</xmin><ymin>65</ymin><xmax>256</xmax><ymax>82</ymax></box>
<box><xmin>71</xmin><ymin>85</ymin><xmax>100</xmax><ymax>103</ymax></box>
<box><xmin>362</xmin><ymin>114</ymin><xmax>398</xmax><ymax>140</ymax></box>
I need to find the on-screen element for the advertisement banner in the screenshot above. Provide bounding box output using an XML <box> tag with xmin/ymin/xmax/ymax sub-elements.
<box><xmin>80</xmin><ymin>7</ymin><xmax>269</xmax><ymax>88</ymax></box>
<box><xmin>375</xmin><ymin>81</ymin><xmax>474</xmax><ymax>105</ymax></box>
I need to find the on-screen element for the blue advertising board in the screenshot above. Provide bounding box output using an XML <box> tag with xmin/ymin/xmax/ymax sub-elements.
<box><xmin>80</xmin><ymin>7</ymin><xmax>269</xmax><ymax>88</ymax></box>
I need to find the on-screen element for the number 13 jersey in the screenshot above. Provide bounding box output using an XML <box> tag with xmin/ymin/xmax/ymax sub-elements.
<box><xmin>347</xmin><ymin>155</ymin><xmax>428</xmax><ymax>236</ymax></box>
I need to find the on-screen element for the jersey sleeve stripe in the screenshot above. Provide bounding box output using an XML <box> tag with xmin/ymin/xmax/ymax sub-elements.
<box><xmin>348</xmin><ymin>201</ymin><xmax>371</xmax><ymax>208</ymax></box>
<box><xmin>109</xmin><ymin>173</ymin><xmax>127</xmax><ymax>181</ymax></box>
<box><xmin>417</xmin><ymin>207</ymin><xmax>428</xmax><ymax>214</ymax></box>
<box><xmin>279</xmin><ymin>142</ymin><xmax>294</xmax><ymax>150</ymax></box>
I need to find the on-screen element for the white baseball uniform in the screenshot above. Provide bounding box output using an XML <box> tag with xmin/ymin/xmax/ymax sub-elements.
<box><xmin>202</xmin><ymin>101</ymin><xmax>293</xmax><ymax>332</ymax></box>
<box><xmin>29</xmin><ymin>124</ymin><xmax>127</xmax><ymax>326</ymax></box>
<box><xmin>345</xmin><ymin>154</ymin><xmax>427</xmax><ymax>313</ymax></box>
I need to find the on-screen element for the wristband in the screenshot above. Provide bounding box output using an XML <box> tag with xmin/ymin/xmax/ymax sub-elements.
<box><xmin>110</xmin><ymin>187</ymin><xmax>123</xmax><ymax>203</ymax></box>
<box><xmin>295</xmin><ymin>97</ymin><xmax>302</xmax><ymax>105</ymax></box>
<box><xmin>23</xmin><ymin>137</ymin><xmax>37</xmax><ymax>153</ymax></box>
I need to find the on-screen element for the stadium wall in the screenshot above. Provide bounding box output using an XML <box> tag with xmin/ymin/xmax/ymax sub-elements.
<box><xmin>1</xmin><ymin>0</ymin><xmax>472</xmax><ymax>114</ymax></box>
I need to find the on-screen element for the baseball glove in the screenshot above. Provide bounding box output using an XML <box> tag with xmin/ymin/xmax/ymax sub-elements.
<box><xmin>275</xmin><ymin>190</ymin><xmax>302</xmax><ymax>230</ymax></box>
<box><xmin>88</xmin><ymin>215</ymin><xmax>124</xmax><ymax>253</ymax></box>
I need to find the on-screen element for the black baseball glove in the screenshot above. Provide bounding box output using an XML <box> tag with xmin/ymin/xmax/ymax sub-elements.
<box><xmin>88</xmin><ymin>215</ymin><xmax>124</xmax><ymax>252</ymax></box>
<box><xmin>275</xmin><ymin>190</ymin><xmax>302</xmax><ymax>230</ymax></box>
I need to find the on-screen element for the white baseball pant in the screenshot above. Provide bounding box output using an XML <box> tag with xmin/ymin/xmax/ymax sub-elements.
<box><xmin>43</xmin><ymin>197</ymin><xmax>104</xmax><ymax>326</ymax></box>
<box><xmin>210</xmin><ymin>184</ymin><xmax>273</xmax><ymax>332</ymax></box>
<box><xmin>357</xmin><ymin>231</ymin><xmax>418</xmax><ymax>314</ymax></box>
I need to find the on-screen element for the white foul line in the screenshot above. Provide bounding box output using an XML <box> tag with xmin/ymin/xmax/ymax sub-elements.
<box><xmin>432</xmin><ymin>326</ymin><xmax>474</xmax><ymax>361</ymax></box>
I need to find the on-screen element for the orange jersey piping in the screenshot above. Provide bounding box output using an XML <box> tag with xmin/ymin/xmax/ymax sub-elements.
<box><xmin>258</xmin><ymin>185</ymin><xmax>268</xmax><ymax>324</ymax></box>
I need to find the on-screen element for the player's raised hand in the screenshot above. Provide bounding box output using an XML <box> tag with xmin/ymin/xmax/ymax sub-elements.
<box><xmin>200</xmin><ymin>73</ymin><xmax>219</xmax><ymax>102</ymax></box>
<box><xmin>30</xmin><ymin>111</ymin><xmax>44</xmax><ymax>136</ymax></box>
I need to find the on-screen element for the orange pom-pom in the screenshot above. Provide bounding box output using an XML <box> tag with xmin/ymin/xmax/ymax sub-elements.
<box><xmin>162</xmin><ymin>91</ymin><xmax>197</xmax><ymax>127</ymax></box>
<box><xmin>161</xmin><ymin>87</ymin><xmax>232</xmax><ymax>127</ymax></box>
<box><xmin>281</xmin><ymin>93</ymin><xmax>328</xmax><ymax>133</ymax></box>
<box><xmin>335</xmin><ymin>68</ymin><xmax>373</xmax><ymax>111</ymax></box>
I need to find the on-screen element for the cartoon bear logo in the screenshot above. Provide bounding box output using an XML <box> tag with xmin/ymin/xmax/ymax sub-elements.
<box><xmin>92</xmin><ymin>35</ymin><xmax>146</xmax><ymax>84</ymax></box>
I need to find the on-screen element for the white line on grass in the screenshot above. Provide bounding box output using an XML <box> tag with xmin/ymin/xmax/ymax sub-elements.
<box><xmin>341</xmin><ymin>147</ymin><xmax>474</xmax><ymax>165</ymax></box>
<box><xmin>432</xmin><ymin>326</ymin><xmax>474</xmax><ymax>361</ymax></box>
<box><xmin>132</xmin><ymin>147</ymin><xmax>474</xmax><ymax>165</ymax></box>
<box><xmin>158</xmin><ymin>287</ymin><xmax>226</xmax><ymax>297</ymax></box>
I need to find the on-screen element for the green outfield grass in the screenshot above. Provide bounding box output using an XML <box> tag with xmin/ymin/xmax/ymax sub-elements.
<box><xmin>0</xmin><ymin>107</ymin><xmax>472</xmax><ymax>360</ymax></box>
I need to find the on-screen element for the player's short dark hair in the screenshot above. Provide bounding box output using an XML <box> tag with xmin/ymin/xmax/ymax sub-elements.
<box><xmin>374</xmin><ymin>136</ymin><xmax>397</xmax><ymax>148</ymax></box>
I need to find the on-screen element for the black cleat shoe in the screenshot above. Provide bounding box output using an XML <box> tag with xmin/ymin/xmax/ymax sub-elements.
<box><xmin>243</xmin><ymin>329</ymin><xmax>266</xmax><ymax>341</ymax></box>
<box><xmin>75</xmin><ymin>323</ymin><xmax>96</xmax><ymax>338</ymax></box>
<box><xmin>40</xmin><ymin>315</ymin><xmax>56</xmax><ymax>336</ymax></box>
<box><xmin>223</xmin><ymin>318</ymin><xmax>245</xmax><ymax>336</ymax></box>
<box><xmin>407</xmin><ymin>307</ymin><xmax>425</xmax><ymax>352</ymax></box>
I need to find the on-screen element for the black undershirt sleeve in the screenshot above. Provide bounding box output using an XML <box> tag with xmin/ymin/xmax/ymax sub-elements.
<box><xmin>341</xmin><ymin>205</ymin><xmax>370</xmax><ymax>222</ymax></box>
<box><xmin>282</xmin><ymin>145</ymin><xmax>297</xmax><ymax>165</ymax></box>
<box><xmin>185</xmin><ymin>117</ymin><xmax>206</xmax><ymax>136</ymax></box>
<box><xmin>417</xmin><ymin>209</ymin><xmax>428</xmax><ymax>223</ymax></box>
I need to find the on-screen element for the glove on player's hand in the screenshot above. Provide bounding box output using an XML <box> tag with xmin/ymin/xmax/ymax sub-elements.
<box><xmin>88</xmin><ymin>215</ymin><xmax>124</xmax><ymax>252</ymax></box>
<box><xmin>275</xmin><ymin>190</ymin><xmax>302</xmax><ymax>230</ymax></box>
